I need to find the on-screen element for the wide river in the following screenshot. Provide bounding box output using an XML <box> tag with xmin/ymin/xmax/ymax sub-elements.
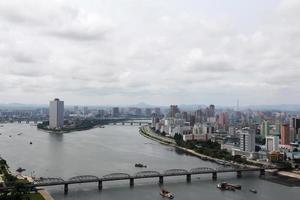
<box><xmin>0</xmin><ymin>123</ymin><xmax>300</xmax><ymax>200</ymax></box>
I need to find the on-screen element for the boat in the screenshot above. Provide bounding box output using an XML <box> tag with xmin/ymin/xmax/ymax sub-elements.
<box><xmin>227</xmin><ymin>183</ymin><xmax>241</xmax><ymax>190</ymax></box>
<box><xmin>160</xmin><ymin>189</ymin><xmax>174</xmax><ymax>199</ymax></box>
<box><xmin>249</xmin><ymin>189</ymin><xmax>257</xmax><ymax>193</ymax></box>
<box><xmin>135</xmin><ymin>163</ymin><xmax>147</xmax><ymax>168</ymax></box>
<box><xmin>29</xmin><ymin>141</ymin><xmax>33</xmax><ymax>145</ymax></box>
<box><xmin>17</xmin><ymin>133</ymin><xmax>23</xmax><ymax>136</ymax></box>
<box><xmin>217</xmin><ymin>182</ymin><xmax>235</xmax><ymax>191</ymax></box>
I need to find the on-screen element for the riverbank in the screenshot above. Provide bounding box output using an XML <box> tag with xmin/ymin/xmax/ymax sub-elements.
<box><xmin>139</xmin><ymin>126</ymin><xmax>243</xmax><ymax>167</ymax></box>
<box><xmin>38</xmin><ymin>189</ymin><xmax>55</xmax><ymax>200</ymax></box>
<box><xmin>140</xmin><ymin>126</ymin><xmax>300</xmax><ymax>181</ymax></box>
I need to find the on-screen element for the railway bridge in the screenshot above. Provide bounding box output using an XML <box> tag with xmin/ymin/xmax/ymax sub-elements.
<box><xmin>31</xmin><ymin>166</ymin><xmax>279</xmax><ymax>194</ymax></box>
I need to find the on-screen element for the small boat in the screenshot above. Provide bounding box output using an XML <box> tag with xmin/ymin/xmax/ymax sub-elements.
<box><xmin>217</xmin><ymin>182</ymin><xmax>235</xmax><ymax>191</ymax></box>
<box><xmin>227</xmin><ymin>183</ymin><xmax>241</xmax><ymax>190</ymax></box>
<box><xmin>29</xmin><ymin>141</ymin><xmax>33</xmax><ymax>145</ymax></box>
<box><xmin>17</xmin><ymin>133</ymin><xmax>23</xmax><ymax>136</ymax></box>
<box><xmin>135</xmin><ymin>163</ymin><xmax>147</xmax><ymax>168</ymax></box>
<box><xmin>249</xmin><ymin>189</ymin><xmax>257</xmax><ymax>193</ymax></box>
<box><xmin>160</xmin><ymin>189</ymin><xmax>174</xmax><ymax>199</ymax></box>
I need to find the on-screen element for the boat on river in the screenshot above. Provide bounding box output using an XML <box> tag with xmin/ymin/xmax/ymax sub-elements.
<box><xmin>135</xmin><ymin>163</ymin><xmax>147</xmax><ymax>168</ymax></box>
<box><xmin>249</xmin><ymin>189</ymin><xmax>257</xmax><ymax>193</ymax></box>
<box><xmin>217</xmin><ymin>182</ymin><xmax>237</xmax><ymax>191</ymax></box>
<box><xmin>160</xmin><ymin>189</ymin><xmax>174</xmax><ymax>199</ymax></box>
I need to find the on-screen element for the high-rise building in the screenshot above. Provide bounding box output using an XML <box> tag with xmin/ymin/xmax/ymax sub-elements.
<box><xmin>208</xmin><ymin>104</ymin><xmax>215</xmax><ymax>117</ymax></box>
<box><xmin>290</xmin><ymin>117</ymin><xmax>300</xmax><ymax>141</ymax></box>
<box><xmin>260</xmin><ymin>120</ymin><xmax>270</xmax><ymax>138</ymax></box>
<box><xmin>266</xmin><ymin>136</ymin><xmax>279</xmax><ymax>152</ymax></box>
<box><xmin>74</xmin><ymin>106</ymin><xmax>79</xmax><ymax>113</ymax></box>
<box><xmin>170</xmin><ymin>105</ymin><xmax>180</xmax><ymax>118</ymax></box>
<box><xmin>239</xmin><ymin>129</ymin><xmax>255</xmax><ymax>152</ymax></box>
<box><xmin>112</xmin><ymin>107</ymin><xmax>120</xmax><ymax>117</ymax></box>
<box><xmin>145</xmin><ymin>108</ymin><xmax>152</xmax><ymax>116</ymax></box>
<box><xmin>154</xmin><ymin>107</ymin><xmax>161</xmax><ymax>115</ymax></box>
<box><xmin>281</xmin><ymin>124</ymin><xmax>290</xmax><ymax>145</ymax></box>
<box><xmin>83</xmin><ymin>106</ymin><xmax>89</xmax><ymax>115</ymax></box>
<box><xmin>49</xmin><ymin>98</ymin><xmax>64</xmax><ymax>129</ymax></box>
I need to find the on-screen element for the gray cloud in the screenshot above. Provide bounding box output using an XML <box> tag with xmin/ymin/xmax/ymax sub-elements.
<box><xmin>0</xmin><ymin>0</ymin><xmax>299</xmax><ymax>105</ymax></box>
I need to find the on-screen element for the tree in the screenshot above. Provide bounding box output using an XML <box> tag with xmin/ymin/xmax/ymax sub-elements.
<box><xmin>174</xmin><ymin>133</ymin><xmax>183</xmax><ymax>145</ymax></box>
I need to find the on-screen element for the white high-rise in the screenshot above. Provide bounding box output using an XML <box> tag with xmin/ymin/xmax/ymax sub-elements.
<box><xmin>239</xmin><ymin>128</ymin><xmax>255</xmax><ymax>152</ymax></box>
<box><xmin>49</xmin><ymin>98</ymin><xmax>64</xmax><ymax>129</ymax></box>
<box><xmin>266</xmin><ymin>136</ymin><xmax>279</xmax><ymax>152</ymax></box>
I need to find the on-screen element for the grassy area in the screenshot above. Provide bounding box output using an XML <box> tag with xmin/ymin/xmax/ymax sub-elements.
<box><xmin>24</xmin><ymin>193</ymin><xmax>45</xmax><ymax>200</ymax></box>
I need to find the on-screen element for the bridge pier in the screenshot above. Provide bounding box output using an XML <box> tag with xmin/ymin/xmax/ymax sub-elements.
<box><xmin>130</xmin><ymin>178</ymin><xmax>134</xmax><ymax>187</ymax></box>
<box><xmin>186</xmin><ymin>174</ymin><xmax>191</xmax><ymax>183</ymax></box>
<box><xmin>139</xmin><ymin>122</ymin><xmax>141</xmax><ymax>126</ymax></box>
<box><xmin>212</xmin><ymin>172</ymin><xmax>217</xmax><ymax>180</ymax></box>
<box><xmin>237</xmin><ymin>170</ymin><xmax>242</xmax><ymax>178</ymax></box>
<box><xmin>98</xmin><ymin>180</ymin><xmax>103</xmax><ymax>190</ymax></box>
<box><xmin>122</xmin><ymin>122</ymin><xmax>125</xmax><ymax>125</ymax></box>
<box><xmin>64</xmin><ymin>184</ymin><xmax>68</xmax><ymax>194</ymax></box>
<box><xmin>159</xmin><ymin>176</ymin><xmax>164</xmax><ymax>184</ymax></box>
<box><xmin>130</xmin><ymin>122</ymin><xmax>133</xmax><ymax>126</ymax></box>
<box><xmin>260</xmin><ymin>169</ymin><xmax>265</xmax><ymax>176</ymax></box>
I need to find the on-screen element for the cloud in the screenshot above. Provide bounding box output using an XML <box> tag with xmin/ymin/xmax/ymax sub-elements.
<box><xmin>0</xmin><ymin>0</ymin><xmax>299</xmax><ymax>105</ymax></box>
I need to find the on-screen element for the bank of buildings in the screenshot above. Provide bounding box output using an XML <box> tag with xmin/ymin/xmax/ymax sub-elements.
<box><xmin>151</xmin><ymin>105</ymin><xmax>300</xmax><ymax>166</ymax></box>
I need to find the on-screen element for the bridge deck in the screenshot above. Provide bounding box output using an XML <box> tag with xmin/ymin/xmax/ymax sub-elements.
<box><xmin>33</xmin><ymin>167</ymin><xmax>279</xmax><ymax>187</ymax></box>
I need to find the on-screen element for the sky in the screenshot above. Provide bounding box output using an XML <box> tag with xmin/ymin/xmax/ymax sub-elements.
<box><xmin>0</xmin><ymin>0</ymin><xmax>299</xmax><ymax>106</ymax></box>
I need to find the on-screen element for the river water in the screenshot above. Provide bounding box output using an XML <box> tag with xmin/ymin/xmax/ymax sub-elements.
<box><xmin>0</xmin><ymin>123</ymin><xmax>299</xmax><ymax>200</ymax></box>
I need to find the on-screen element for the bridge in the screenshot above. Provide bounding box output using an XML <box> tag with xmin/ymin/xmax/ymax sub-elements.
<box><xmin>31</xmin><ymin>166</ymin><xmax>279</xmax><ymax>194</ymax></box>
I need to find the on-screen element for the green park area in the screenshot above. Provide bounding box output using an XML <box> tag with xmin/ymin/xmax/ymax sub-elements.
<box><xmin>0</xmin><ymin>158</ymin><xmax>45</xmax><ymax>200</ymax></box>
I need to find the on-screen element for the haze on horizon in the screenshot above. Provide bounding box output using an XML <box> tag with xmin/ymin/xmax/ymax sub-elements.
<box><xmin>0</xmin><ymin>0</ymin><xmax>299</xmax><ymax>106</ymax></box>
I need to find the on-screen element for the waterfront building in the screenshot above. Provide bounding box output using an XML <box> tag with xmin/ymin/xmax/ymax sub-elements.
<box><xmin>49</xmin><ymin>98</ymin><xmax>64</xmax><ymax>129</ymax></box>
<box><xmin>281</xmin><ymin>124</ymin><xmax>290</xmax><ymax>145</ymax></box>
<box><xmin>266</xmin><ymin>136</ymin><xmax>279</xmax><ymax>152</ymax></box>
<box><xmin>202</xmin><ymin>123</ymin><xmax>214</xmax><ymax>134</ymax></box>
<box><xmin>145</xmin><ymin>108</ymin><xmax>152</xmax><ymax>116</ymax></box>
<box><xmin>238</xmin><ymin>128</ymin><xmax>255</xmax><ymax>152</ymax></box>
<box><xmin>290</xmin><ymin>117</ymin><xmax>300</xmax><ymax>141</ymax></box>
<box><xmin>112</xmin><ymin>107</ymin><xmax>120</xmax><ymax>117</ymax></box>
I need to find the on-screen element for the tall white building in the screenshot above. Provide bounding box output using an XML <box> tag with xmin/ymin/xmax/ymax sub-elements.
<box><xmin>49</xmin><ymin>98</ymin><xmax>64</xmax><ymax>129</ymax></box>
<box><xmin>266</xmin><ymin>136</ymin><xmax>279</xmax><ymax>152</ymax></box>
<box><xmin>239</xmin><ymin>128</ymin><xmax>255</xmax><ymax>152</ymax></box>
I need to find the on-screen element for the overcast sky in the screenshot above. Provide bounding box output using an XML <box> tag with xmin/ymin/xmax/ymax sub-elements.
<box><xmin>0</xmin><ymin>0</ymin><xmax>299</xmax><ymax>106</ymax></box>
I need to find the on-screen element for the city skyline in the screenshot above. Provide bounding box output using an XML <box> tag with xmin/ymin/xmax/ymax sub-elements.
<box><xmin>0</xmin><ymin>0</ymin><xmax>299</xmax><ymax>105</ymax></box>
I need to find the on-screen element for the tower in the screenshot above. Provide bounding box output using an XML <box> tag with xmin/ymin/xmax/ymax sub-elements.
<box><xmin>49</xmin><ymin>98</ymin><xmax>64</xmax><ymax>129</ymax></box>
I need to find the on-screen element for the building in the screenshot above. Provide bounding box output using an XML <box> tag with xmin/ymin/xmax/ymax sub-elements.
<box><xmin>49</xmin><ymin>98</ymin><xmax>64</xmax><ymax>129</ymax></box>
<box><xmin>112</xmin><ymin>107</ymin><xmax>120</xmax><ymax>117</ymax></box>
<box><xmin>290</xmin><ymin>117</ymin><xmax>300</xmax><ymax>141</ymax></box>
<box><xmin>170</xmin><ymin>105</ymin><xmax>180</xmax><ymax>118</ymax></box>
<box><xmin>281</xmin><ymin>124</ymin><xmax>290</xmax><ymax>145</ymax></box>
<box><xmin>260</xmin><ymin>120</ymin><xmax>270</xmax><ymax>138</ymax></box>
<box><xmin>145</xmin><ymin>108</ymin><xmax>152</xmax><ymax>116</ymax></box>
<box><xmin>208</xmin><ymin>104</ymin><xmax>215</xmax><ymax>117</ymax></box>
<box><xmin>154</xmin><ymin>107</ymin><xmax>161</xmax><ymax>115</ymax></box>
<box><xmin>266</xmin><ymin>136</ymin><xmax>279</xmax><ymax>152</ymax></box>
<box><xmin>83</xmin><ymin>106</ymin><xmax>89</xmax><ymax>115</ymax></box>
<box><xmin>239</xmin><ymin>128</ymin><xmax>255</xmax><ymax>152</ymax></box>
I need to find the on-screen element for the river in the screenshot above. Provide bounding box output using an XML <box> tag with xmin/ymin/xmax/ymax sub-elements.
<box><xmin>0</xmin><ymin>123</ymin><xmax>299</xmax><ymax>200</ymax></box>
